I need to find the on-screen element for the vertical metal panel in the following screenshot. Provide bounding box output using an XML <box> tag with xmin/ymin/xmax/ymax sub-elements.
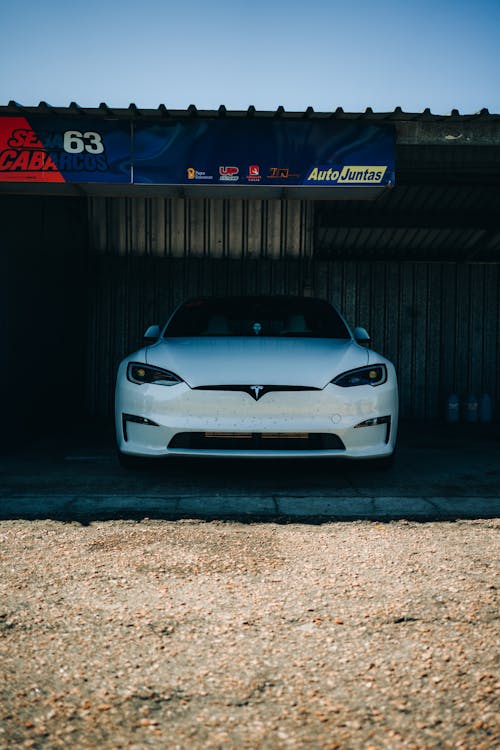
<box><xmin>483</xmin><ymin>265</ymin><xmax>500</xmax><ymax>405</ymax></box>
<box><xmin>455</xmin><ymin>265</ymin><xmax>473</xmax><ymax>400</ymax></box>
<box><xmin>426</xmin><ymin>264</ymin><xmax>443</xmax><ymax>418</ymax></box>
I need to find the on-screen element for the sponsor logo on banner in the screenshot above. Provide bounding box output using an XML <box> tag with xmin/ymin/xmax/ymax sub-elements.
<box><xmin>247</xmin><ymin>164</ymin><xmax>261</xmax><ymax>182</ymax></box>
<box><xmin>267</xmin><ymin>167</ymin><xmax>300</xmax><ymax>179</ymax></box>
<box><xmin>187</xmin><ymin>167</ymin><xmax>213</xmax><ymax>181</ymax></box>
<box><xmin>219</xmin><ymin>166</ymin><xmax>239</xmax><ymax>182</ymax></box>
<box><xmin>306</xmin><ymin>165</ymin><xmax>388</xmax><ymax>184</ymax></box>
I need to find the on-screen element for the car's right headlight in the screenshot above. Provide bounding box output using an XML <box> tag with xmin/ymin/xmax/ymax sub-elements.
<box><xmin>332</xmin><ymin>364</ymin><xmax>387</xmax><ymax>387</ymax></box>
<box><xmin>127</xmin><ymin>362</ymin><xmax>183</xmax><ymax>386</ymax></box>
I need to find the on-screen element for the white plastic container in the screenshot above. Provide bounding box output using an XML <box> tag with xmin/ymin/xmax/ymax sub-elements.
<box><xmin>446</xmin><ymin>393</ymin><xmax>460</xmax><ymax>423</ymax></box>
<box><xmin>465</xmin><ymin>393</ymin><xmax>479</xmax><ymax>423</ymax></box>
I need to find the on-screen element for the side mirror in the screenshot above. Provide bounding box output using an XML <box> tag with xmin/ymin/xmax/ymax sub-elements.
<box><xmin>143</xmin><ymin>324</ymin><xmax>160</xmax><ymax>342</ymax></box>
<box><xmin>353</xmin><ymin>326</ymin><xmax>371</xmax><ymax>347</ymax></box>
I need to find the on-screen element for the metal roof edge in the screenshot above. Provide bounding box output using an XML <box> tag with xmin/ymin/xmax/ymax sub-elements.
<box><xmin>1</xmin><ymin>102</ymin><xmax>499</xmax><ymax>122</ymax></box>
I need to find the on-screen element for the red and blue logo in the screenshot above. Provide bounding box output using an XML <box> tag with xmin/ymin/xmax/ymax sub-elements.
<box><xmin>0</xmin><ymin>116</ymin><xmax>130</xmax><ymax>183</ymax></box>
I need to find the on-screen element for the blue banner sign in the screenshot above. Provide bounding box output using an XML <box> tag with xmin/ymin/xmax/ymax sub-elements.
<box><xmin>0</xmin><ymin>115</ymin><xmax>394</xmax><ymax>189</ymax></box>
<box><xmin>132</xmin><ymin>119</ymin><xmax>394</xmax><ymax>187</ymax></box>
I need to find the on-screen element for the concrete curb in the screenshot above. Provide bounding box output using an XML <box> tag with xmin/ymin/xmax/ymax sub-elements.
<box><xmin>1</xmin><ymin>493</ymin><xmax>499</xmax><ymax>522</ymax></box>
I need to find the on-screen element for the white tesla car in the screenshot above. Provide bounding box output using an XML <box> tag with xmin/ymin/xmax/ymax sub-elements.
<box><xmin>115</xmin><ymin>296</ymin><xmax>398</xmax><ymax>467</ymax></box>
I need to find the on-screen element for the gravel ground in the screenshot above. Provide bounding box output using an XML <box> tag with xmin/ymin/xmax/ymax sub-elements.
<box><xmin>1</xmin><ymin>517</ymin><xmax>499</xmax><ymax>750</ymax></box>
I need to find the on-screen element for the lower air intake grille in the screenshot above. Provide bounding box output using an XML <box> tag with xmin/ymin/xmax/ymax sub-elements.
<box><xmin>168</xmin><ymin>432</ymin><xmax>345</xmax><ymax>451</ymax></box>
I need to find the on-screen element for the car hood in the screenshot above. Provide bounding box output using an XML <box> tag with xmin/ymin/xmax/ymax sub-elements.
<box><xmin>144</xmin><ymin>337</ymin><xmax>369</xmax><ymax>389</ymax></box>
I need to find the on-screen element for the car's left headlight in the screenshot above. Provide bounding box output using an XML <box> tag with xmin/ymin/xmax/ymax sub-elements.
<box><xmin>127</xmin><ymin>362</ymin><xmax>183</xmax><ymax>386</ymax></box>
<box><xmin>332</xmin><ymin>365</ymin><xmax>387</xmax><ymax>387</ymax></box>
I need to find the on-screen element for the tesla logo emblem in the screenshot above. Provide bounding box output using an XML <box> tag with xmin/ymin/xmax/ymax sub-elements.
<box><xmin>250</xmin><ymin>385</ymin><xmax>264</xmax><ymax>400</ymax></box>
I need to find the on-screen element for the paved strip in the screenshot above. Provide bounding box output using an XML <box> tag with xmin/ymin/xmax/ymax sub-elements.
<box><xmin>1</xmin><ymin>493</ymin><xmax>498</xmax><ymax>521</ymax></box>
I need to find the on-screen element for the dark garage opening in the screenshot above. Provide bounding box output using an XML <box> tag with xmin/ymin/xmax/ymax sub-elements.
<box><xmin>0</xmin><ymin>196</ymin><xmax>88</xmax><ymax>447</ymax></box>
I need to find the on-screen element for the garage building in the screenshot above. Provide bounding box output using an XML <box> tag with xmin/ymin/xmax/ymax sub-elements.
<box><xmin>1</xmin><ymin>102</ymin><xmax>499</xmax><ymax>445</ymax></box>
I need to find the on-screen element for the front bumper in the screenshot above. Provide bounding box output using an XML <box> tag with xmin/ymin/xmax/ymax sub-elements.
<box><xmin>115</xmin><ymin>374</ymin><xmax>398</xmax><ymax>460</ymax></box>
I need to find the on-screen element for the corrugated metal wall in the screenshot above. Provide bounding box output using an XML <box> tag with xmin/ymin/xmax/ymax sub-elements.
<box><xmin>89</xmin><ymin>197</ymin><xmax>312</xmax><ymax>259</ymax></box>
<box><xmin>87</xmin><ymin>198</ymin><xmax>499</xmax><ymax>421</ymax></box>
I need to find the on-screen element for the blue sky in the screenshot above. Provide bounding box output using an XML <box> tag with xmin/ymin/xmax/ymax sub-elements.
<box><xmin>1</xmin><ymin>0</ymin><xmax>499</xmax><ymax>113</ymax></box>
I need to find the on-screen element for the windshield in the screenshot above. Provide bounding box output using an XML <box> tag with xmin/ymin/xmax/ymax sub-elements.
<box><xmin>164</xmin><ymin>297</ymin><xmax>351</xmax><ymax>339</ymax></box>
